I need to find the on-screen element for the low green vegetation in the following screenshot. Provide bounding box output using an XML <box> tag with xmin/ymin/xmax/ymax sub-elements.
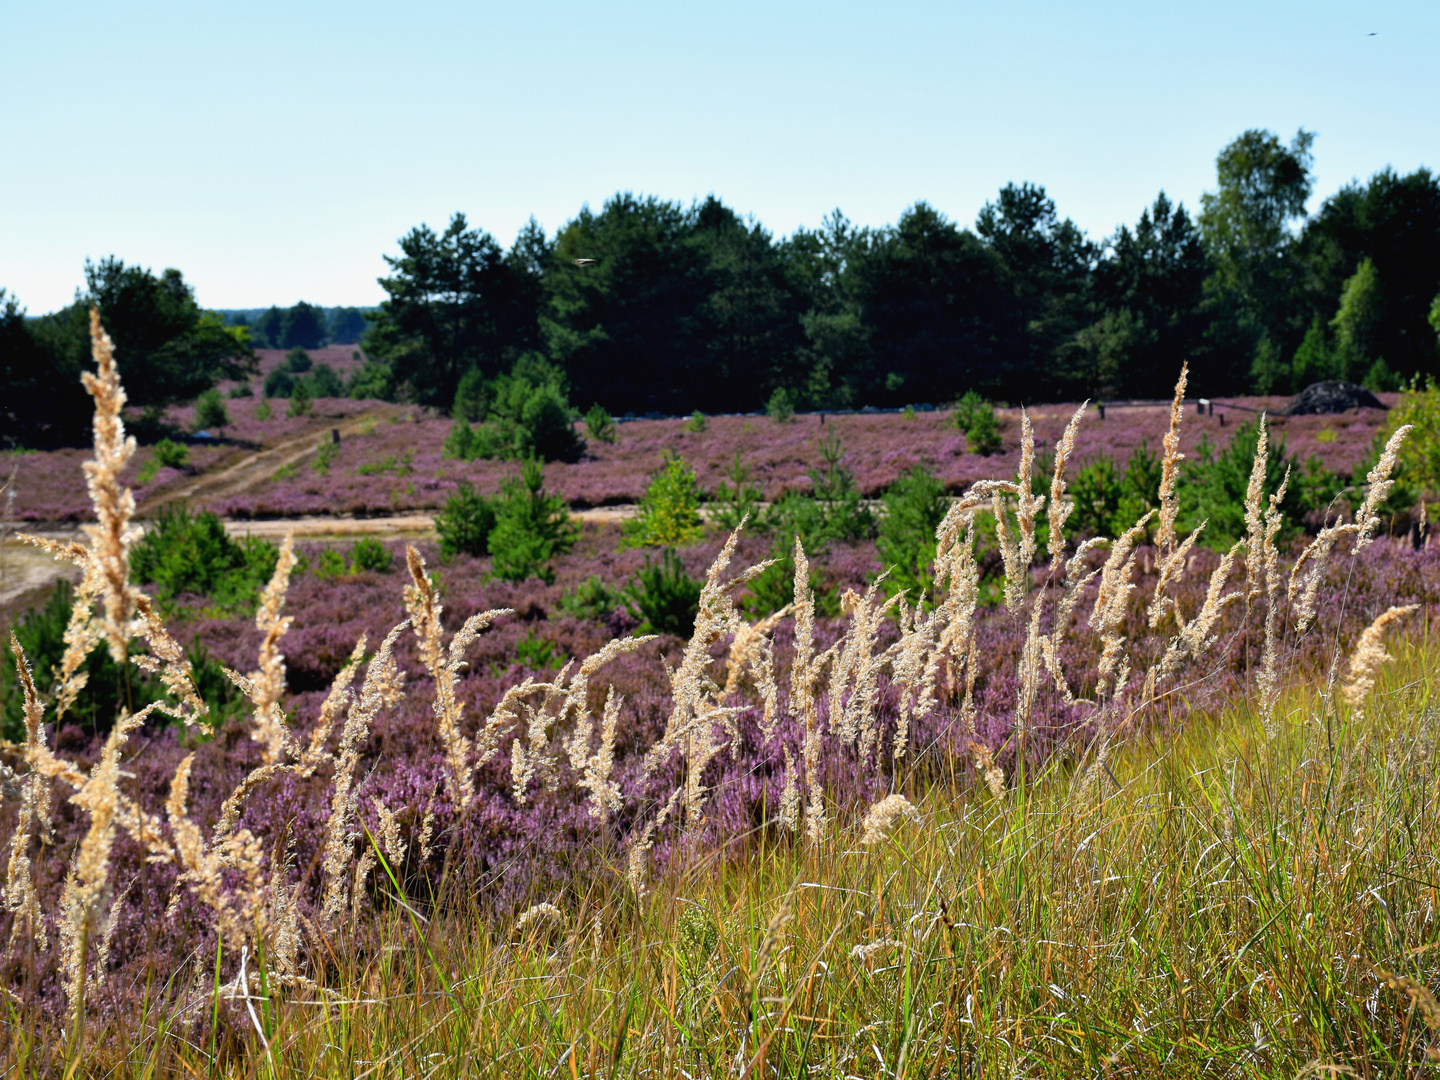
<box><xmin>684</xmin><ymin>409</ymin><xmax>707</xmax><ymax>433</ymax></box>
<box><xmin>875</xmin><ymin>462</ymin><xmax>949</xmax><ymax>598</ymax></box>
<box><xmin>708</xmin><ymin>451</ymin><xmax>764</xmax><ymax>531</ymax></box>
<box><xmin>584</xmin><ymin>402</ymin><xmax>617</xmax><ymax>443</ymax></box>
<box><xmin>191</xmin><ymin>388</ymin><xmax>228</xmax><ymax>433</ymax></box>
<box><xmin>624</xmin><ymin>547</ymin><xmax>702</xmax><ymax>636</ymax></box>
<box><xmin>434</xmin><ymin>460</ymin><xmax>576</xmax><ymax>582</ymax></box>
<box><xmin>953</xmin><ymin>389</ymin><xmax>1002</xmax><ymax>455</ymax></box>
<box><xmin>766</xmin><ymin>386</ymin><xmax>794</xmax><ymax>423</ymax></box>
<box><xmin>312</xmin><ymin>538</ymin><xmax>393</xmax><ymax>579</ymax></box>
<box><xmin>445</xmin><ymin>356</ymin><xmax>583</xmax><ymax>462</ymax></box>
<box><xmin>130</xmin><ymin>503</ymin><xmax>279</xmax><ymax>614</ymax></box>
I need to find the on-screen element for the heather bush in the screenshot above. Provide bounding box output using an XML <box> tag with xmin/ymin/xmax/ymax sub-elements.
<box><xmin>4</xmin><ymin>325</ymin><xmax>1433</xmax><ymax>1071</ymax></box>
<box><xmin>488</xmin><ymin>457</ymin><xmax>577</xmax><ymax>583</ymax></box>
<box><xmin>624</xmin><ymin>547</ymin><xmax>701</xmax><ymax>635</ymax></box>
<box><xmin>434</xmin><ymin>481</ymin><xmax>497</xmax><ymax>558</ymax></box>
<box><xmin>623</xmin><ymin>452</ymin><xmax>705</xmax><ymax>548</ymax></box>
<box><xmin>131</xmin><ymin>502</ymin><xmax>278</xmax><ymax>612</ymax></box>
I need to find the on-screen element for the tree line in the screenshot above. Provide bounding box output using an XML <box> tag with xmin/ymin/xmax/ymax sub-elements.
<box><xmin>4</xmin><ymin>127</ymin><xmax>1439</xmax><ymax>447</ymax></box>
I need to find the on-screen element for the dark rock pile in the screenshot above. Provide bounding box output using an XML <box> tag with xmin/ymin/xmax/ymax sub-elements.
<box><xmin>1283</xmin><ymin>380</ymin><xmax>1387</xmax><ymax>416</ymax></box>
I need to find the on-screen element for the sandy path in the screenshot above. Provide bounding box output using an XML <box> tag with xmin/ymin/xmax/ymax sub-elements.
<box><xmin>139</xmin><ymin>404</ymin><xmax>408</xmax><ymax>513</ymax></box>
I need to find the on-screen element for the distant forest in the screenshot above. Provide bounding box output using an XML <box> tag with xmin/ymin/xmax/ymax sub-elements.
<box><xmin>3</xmin><ymin>127</ymin><xmax>1439</xmax><ymax>445</ymax></box>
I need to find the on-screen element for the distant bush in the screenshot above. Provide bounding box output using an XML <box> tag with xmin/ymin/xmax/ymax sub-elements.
<box><xmin>346</xmin><ymin>360</ymin><xmax>394</xmax><ymax>400</ymax></box>
<box><xmin>767</xmin><ymin>387</ymin><xmax>795</xmax><ymax>423</ymax></box>
<box><xmin>1068</xmin><ymin>442</ymin><xmax>1160</xmax><ymax>540</ymax></box>
<box><xmin>131</xmin><ymin>503</ymin><xmax>279</xmax><ymax>613</ymax></box>
<box><xmin>435</xmin><ymin>482</ymin><xmax>498</xmax><ymax>559</ymax></box>
<box><xmin>557</xmin><ymin>575</ymin><xmax>625</xmax><ymax>622</ymax></box>
<box><xmin>254</xmin><ymin>400</ymin><xmax>272</xmax><ymax>421</ymax></box>
<box><xmin>624</xmin><ymin>453</ymin><xmax>705</xmax><ymax>549</ymax></box>
<box><xmin>764</xmin><ymin>431</ymin><xmax>872</xmax><ymax>548</ymax></box>
<box><xmin>876</xmin><ymin>463</ymin><xmax>949</xmax><ymax>598</ymax></box>
<box><xmin>138</xmin><ymin>439</ymin><xmax>188</xmax><ymax>484</ymax></box>
<box><xmin>228</xmin><ymin>383</ymin><xmax>253</xmax><ymax>398</ymax></box>
<box><xmin>1359</xmin><ymin>378</ymin><xmax>1440</xmax><ymax>520</ymax></box>
<box><xmin>288</xmin><ymin>380</ymin><xmax>313</xmax><ymax>417</ymax></box>
<box><xmin>585</xmin><ymin>403</ymin><xmax>617</xmax><ymax>443</ymax></box>
<box><xmin>312</xmin><ymin>439</ymin><xmax>339</xmax><ymax>475</ymax></box>
<box><xmin>625</xmin><ymin>548</ymin><xmax>701</xmax><ymax>636</ymax></box>
<box><xmin>348</xmin><ymin>536</ymin><xmax>392</xmax><ymax>573</ymax></box>
<box><xmin>284</xmin><ymin>346</ymin><xmax>312</xmax><ymax>373</ymax></box>
<box><xmin>709</xmin><ymin>451</ymin><xmax>763</xmax><ymax>532</ymax></box>
<box><xmin>193</xmin><ymin>388</ymin><xmax>229</xmax><ymax>433</ymax></box>
<box><xmin>446</xmin><ymin>356</ymin><xmax>583</xmax><ymax>462</ymax></box>
<box><xmin>488</xmin><ymin>458</ymin><xmax>577</xmax><ymax>584</ymax></box>
<box><xmin>1178</xmin><ymin>421</ymin><xmax>1300</xmax><ymax>548</ymax></box>
<box><xmin>312</xmin><ymin>547</ymin><xmax>349</xmax><ymax>579</ymax></box>
<box><xmin>953</xmin><ymin>390</ymin><xmax>1002</xmax><ymax>455</ymax></box>
<box><xmin>685</xmin><ymin>410</ymin><xmax>707</xmax><ymax>433</ymax></box>
<box><xmin>305</xmin><ymin>362</ymin><xmax>344</xmax><ymax>398</ymax></box>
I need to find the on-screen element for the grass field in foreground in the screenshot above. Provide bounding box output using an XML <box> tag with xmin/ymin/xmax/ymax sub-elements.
<box><xmin>24</xmin><ymin>627</ymin><xmax>1440</xmax><ymax>1079</ymax></box>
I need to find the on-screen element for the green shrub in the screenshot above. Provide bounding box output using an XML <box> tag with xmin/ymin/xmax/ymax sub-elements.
<box><xmin>131</xmin><ymin>503</ymin><xmax>280</xmax><ymax>614</ymax></box>
<box><xmin>1360</xmin><ymin>378</ymin><xmax>1440</xmax><ymax>519</ymax></box>
<box><xmin>193</xmin><ymin>388</ymin><xmax>229</xmax><ymax>433</ymax></box>
<box><xmin>448</xmin><ymin>357</ymin><xmax>584</xmax><ymax>462</ymax></box>
<box><xmin>767</xmin><ymin>387</ymin><xmax>795</xmax><ymax>423</ymax></box>
<box><xmin>435</xmin><ymin>482</ymin><xmax>498</xmax><ymax>559</ymax></box>
<box><xmin>263</xmin><ymin>367</ymin><xmax>296</xmax><ymax>399</ymax></box>
<box><xmin>953</xmin><ymin>390</ymin><xmax>1002</xmax><ymax>455</ymax></box>
<box><xmin>312</xmin><ymin>439</ymin><xmax>339</xmax><ymax>475</ymax></box>
<box><xmin>623</xmin><ymin>454</ymin><xmax>705</xmax><ymax>549</ymax></box>
<box><xmin>514</xmin><ymin>630</ymin><xmax>560</xmax><ymax>671</ymax></box>
<box><xmin>876</xmin><ymin>463</ymin><xmax>950</xmax><ymax>599</ymax></box>
<box><xmin>488</xmin><ymin>458</ymin><xmax>577</xmax><ymax>583</ymax></box>
<box><xmin>685</xmin><ymin>410</ymin><xmax>707</xmax><ymax>433</ymax></box>
<box><xmin>305</xmin><ymin>362</ymin><xmax>344</xmax><ymax>398</ymax></box>
<box><xmin>764</xmin><ymin>431</ymin><xmax>872</xmax><ymax>549</ymax></box>
<box><xmin>625</xmin><ymin>548</ymin><xmax>701</xmax><ymax>636</ymax></box>
<box><xmin>348</xmin><ymin>537</ymin><xmax>392</xmax><ymax>573</ymax></box>
<box><xmin>228</xmin><ymin>383</ymin><xmax>253</xmax><ymax>398</ymax></box>
<box><xmin>1067</xmin><ymin>443</ymin><xmax>1159</xmax><ymax>540</ymax></box>
<box><xmin>0</xmin><ymin>579</ymin><xmax>241</xmax><ymax>739</ymax></box>
<box><xmin>347</xmin><ymin>360</ymin><xmax>394</xmax><ymax>400</ymax></box>
<box><xmin>557</xmin><ymin>576</ymin><xmax>625</xmax><ymax>622</ymax></box>
<box><xmin>313</xmin><ymin>547</ymin><xmax>349</xmax><ymax>579</ymax></box>
<box><xmin>709</xmin><ymin>452</ymin><xmax>764</xmax><ymax>532</ymax></box>
<box><xmin>153</xmin><ymin>438</ymin><xmax>189</xmax><ymax>470</ymax></box>
<box><xmin>284</xmin><ymin>346</ymin><xmax>312</xmax><ymax>373</ymax></box>
<box><xmin>254</xmin><ymin>400</ymin><xmax>272</xmax><ymax>421</ymax></box>
<box><xmin>288</xmin><ymin>380</ymin><xmax>313</xmax><ymax>417</ymax></box>
<box><xmin>355</xmin><ymin>451</ymin><xmax>413</xmax><ymax>477</ymax></box>
<box><xmin>585</xmin><ymin>403</ymin><xmax>618</xmax><ymax>443</ymax></box>
<box><xmin>1177</xmin><ymin>422</ymin><xmax>1297</xmax><ymax>548</ymax></box>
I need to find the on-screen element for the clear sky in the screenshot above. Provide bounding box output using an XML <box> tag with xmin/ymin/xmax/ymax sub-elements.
<box><xmin>2</xmin><ymin>0</ymin><xmax>1435</xmax><ymax>313</ymax></box>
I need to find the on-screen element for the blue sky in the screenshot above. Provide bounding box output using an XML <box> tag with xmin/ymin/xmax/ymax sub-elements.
<box><xmin>2</xmin><ymin>0</ymin><xmax>1435</xmax><ymax>313</ymax></box>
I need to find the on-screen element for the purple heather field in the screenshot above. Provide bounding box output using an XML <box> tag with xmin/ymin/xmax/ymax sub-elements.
<box><xmin>5</xmin><ymin>393</ymin><xmax>1396</xmax><ymax>523</ymax></box>
<box><xmin>1</xmin><ymin>514</ymin><xmax>1436</xmax><ymax>1022</ymax></box>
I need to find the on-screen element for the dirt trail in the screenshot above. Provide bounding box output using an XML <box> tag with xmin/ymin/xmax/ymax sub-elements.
<box><xmin>139</xmin><ymin>404</ymin><xmax>408</xmax><ymax>513</ymax></box>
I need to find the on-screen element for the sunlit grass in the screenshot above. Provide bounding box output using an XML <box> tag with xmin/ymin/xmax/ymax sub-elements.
<box><xmin>43</xmin><ymin>628</ymin><xmax>1440</xmax><ymax>1078</ymax></box>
